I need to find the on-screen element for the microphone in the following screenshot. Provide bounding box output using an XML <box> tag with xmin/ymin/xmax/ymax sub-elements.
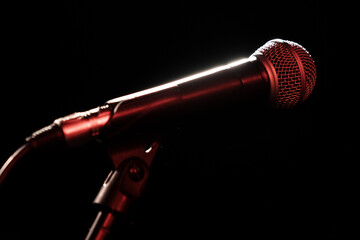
<box><xmin>29</xmin><ymin>39</ymin><xmax>317</xmax><ymax>148</ymax></box>
<box><xmin>0</xmin><ymin>39</ymin><xmax>316</xmax><ymax>183</ymax></box>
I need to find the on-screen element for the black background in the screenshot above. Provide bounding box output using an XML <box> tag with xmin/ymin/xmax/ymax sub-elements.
<box><xmin>0</xmin><ymin>1</ymin><xmax>356</xmax><ymax>239</ymax></box>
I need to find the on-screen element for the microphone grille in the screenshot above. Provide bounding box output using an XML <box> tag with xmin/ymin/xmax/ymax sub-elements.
<box><xmin>253</xmin><ymin>39</ymin><xmax>317</xmax><ymax>108</ymax></box>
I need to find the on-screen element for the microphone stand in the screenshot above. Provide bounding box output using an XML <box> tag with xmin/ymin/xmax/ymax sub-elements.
<box><xmin>85</xmin><ymin>135</ymin><xmax>161</xmax><ymax>240</ymax></box>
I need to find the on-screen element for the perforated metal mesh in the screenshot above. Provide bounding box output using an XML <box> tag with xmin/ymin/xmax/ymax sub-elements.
<box><xmin>253</xmin><ymin>39</ymin><xmax>316</xmax><ymax>108</ymax></box>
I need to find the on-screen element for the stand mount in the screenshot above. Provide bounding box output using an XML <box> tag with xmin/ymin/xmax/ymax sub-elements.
<box><xmin>85</xmin><ymin>135</ymin><xmax>162</xmax><ymax>240</ymax></box>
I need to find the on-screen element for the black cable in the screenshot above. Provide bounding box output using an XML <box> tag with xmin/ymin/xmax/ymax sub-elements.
<box><xmin>0</xmin><ymin>143</ymin><xmax>31</xmax><ymax>187</ymax></box>
<box><xmin>0</xmin><ymin>123</ymin><xmax>65</xmax><ymax>187</ymax></box>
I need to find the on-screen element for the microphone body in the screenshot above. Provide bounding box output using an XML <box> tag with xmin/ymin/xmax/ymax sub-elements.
<box><xmin>106</xmin><ymin>57</ymin><xmax>269</xmax><ymax>137</ymax></box>
<box><xmin>50</xmin><ymin>56</ymin><xmax>268</xmax><ymax>147</ymax></box>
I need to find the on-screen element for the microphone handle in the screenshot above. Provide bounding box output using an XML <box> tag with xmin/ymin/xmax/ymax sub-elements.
<box><xmin>105</xmin><ymin>56</ymin><xmax>270</xmax><ymax>138</ymax></box>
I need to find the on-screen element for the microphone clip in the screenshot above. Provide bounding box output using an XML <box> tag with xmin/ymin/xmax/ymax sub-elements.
<box><xmin>86</xmin><ymin>134</ymin><xmax>162</xmax><ymax>239</ymax></box>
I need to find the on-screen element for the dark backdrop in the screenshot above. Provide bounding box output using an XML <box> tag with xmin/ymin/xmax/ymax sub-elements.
<box><xmin>0</xmin><ymin>1</ymin><xmax>355</xmax><ymax>239</ymax></box>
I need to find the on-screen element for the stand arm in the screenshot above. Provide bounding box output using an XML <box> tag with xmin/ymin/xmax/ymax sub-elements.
<box><xmin>85</xmin><ymin>210</ymin><xmax>116</xmax><ymax>240</ymax></box>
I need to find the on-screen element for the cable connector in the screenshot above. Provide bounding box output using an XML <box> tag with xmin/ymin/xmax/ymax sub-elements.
<box><xmin>25</xmin><ymin>123</ymin><xmax>65</xmax><ymax>151</ymax></box>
